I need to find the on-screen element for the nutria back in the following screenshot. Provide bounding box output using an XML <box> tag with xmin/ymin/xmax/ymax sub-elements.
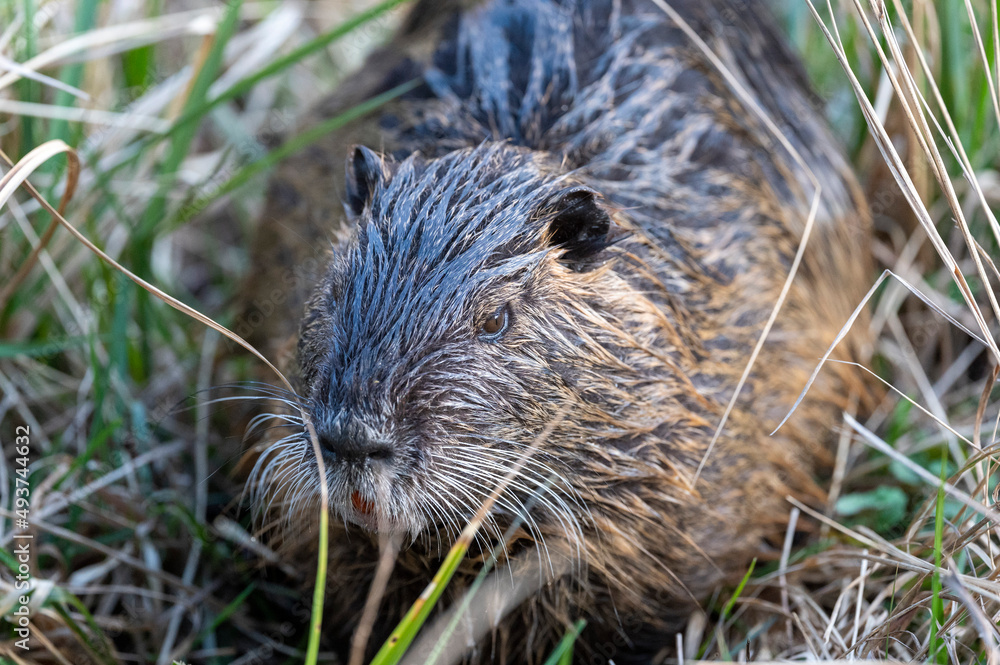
<box><xmin>239</xmin><ymin>0</ymin><xmax>871</xmax><ymax>662</ymax></box>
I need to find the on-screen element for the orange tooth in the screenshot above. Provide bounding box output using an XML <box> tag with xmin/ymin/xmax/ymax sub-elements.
<box><xmin>351</xmin><ymin>491</ymin><xmax>374</xmax><ymax>516</ymax></box>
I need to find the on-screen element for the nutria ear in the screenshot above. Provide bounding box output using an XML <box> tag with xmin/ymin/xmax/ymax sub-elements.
<box><xmin>345</xmin><ymin>145</ymin><xmax>388</xmax><ymax>217</ymax></box>
<box><xmin>545</xmin><ymin>188</ymin><xmax>621</xmax><ymax>269</ymax></box>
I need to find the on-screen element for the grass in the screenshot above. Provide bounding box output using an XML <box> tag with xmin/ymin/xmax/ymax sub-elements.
<box><xmin>1</xmin><ymin>2</ymin><xmax>408</xmax><ymax>662</ymax></box>
<box><xmin>1</xmin><ymin>0</ymin><xmax>1000</xmax><ymax>663</ymax></box>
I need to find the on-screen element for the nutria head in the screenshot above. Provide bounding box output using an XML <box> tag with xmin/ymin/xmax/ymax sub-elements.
<box><xmin>250</xmin><ymin>142</ymin><xmax>651</xmax><ymax>549</ymax></box>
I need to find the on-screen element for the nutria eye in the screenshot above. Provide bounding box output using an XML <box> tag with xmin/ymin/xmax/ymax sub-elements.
<box><xmin>480</xmin><ymin>305</ymin><xmax>510</xmax><ymax>337</ymax></box>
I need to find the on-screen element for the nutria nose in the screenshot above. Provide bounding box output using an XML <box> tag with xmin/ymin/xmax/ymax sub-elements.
<box><xmin>316</xmin><ymin>414</ymin><xmax>393</xmax><ymax>463</ymax></box>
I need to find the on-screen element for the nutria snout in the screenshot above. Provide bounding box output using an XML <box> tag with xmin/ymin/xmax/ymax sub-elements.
<box><xmin>240</xmin><ymin>0</ymin><xmax>873</xmax><ymax>661</ymax></box>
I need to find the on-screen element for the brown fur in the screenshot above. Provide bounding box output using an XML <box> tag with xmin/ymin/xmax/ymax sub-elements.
<box><xmin>237</xmin><ymin>1</ymin><xmax>873</xmax><ymax>662</ymax></box>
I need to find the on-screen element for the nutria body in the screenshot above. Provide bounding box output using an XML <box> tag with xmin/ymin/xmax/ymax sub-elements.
<box><xmin>240</xmin><ymin>0</ymin><xmax>871</xmax><ymax>662</ymax></box>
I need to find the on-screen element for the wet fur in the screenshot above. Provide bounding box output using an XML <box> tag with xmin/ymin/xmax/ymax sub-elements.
<box><xmin>239</xmin><ymin>0</ymin><xmax>872</xmax><ymax>662</ymax></box>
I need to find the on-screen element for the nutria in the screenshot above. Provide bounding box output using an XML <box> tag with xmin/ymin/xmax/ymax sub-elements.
<box><xmin>238</xmin><ymin>0</ymin><xmax>871</xmax><ymax>662</ymax></box>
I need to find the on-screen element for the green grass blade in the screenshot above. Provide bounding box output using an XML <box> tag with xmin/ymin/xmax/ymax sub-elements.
<box><xmin>722</xmin><ymin>557</ymin><xmax>756</xmax><ymax>620</ymax></box>
<box><xmin>52</xmin><ymin>419</ymin><xmax>118</xmax><ymax>492</ymax></box>
<box><xmin>421</xmin><ymin>483</ymin><xmax>551</xmax><ymax>665</ymax></box>
<box><xmin>940</xmin><ymin>0</ymin><xmax>970</xmax><ymax>141</ymax></box>
<box><xmin>543</xmin><ymin>619</ymin><xmax>587</xmax><ymax>665</ymax></box>
<box><xmin>134</xmin><ymin>0</ymin><xmax>243</xmax><ymax>245</ymax></box>
<box><xmin>305</xmin><ymin>505</ymin><xmax>329</xmax><ymax>665</ymax></box>
<box><xmin>929</xmin><ymin>454</ymin><xmax>947</xmax><ymax>664</ymax></box>
<box><xmin>0</xmin><ymin>548</ymin><xmax>18</xmax><ymax>572</ymax></box>
<box><xmin>51</xmin><ymin>588</ymin><xmax>118</xmax><ymax>665</ymax></box>
<box><xmin>368</xmin><ymin>537</ymin><xmax>472</xmax><ymax>665</ymax></box>
<box><xmin>124</xmin><ymin>0</ymin><xmax>242</xmax><ymax>377</ymax></box>
<box><xmin>367</xmin><ymin>416</ymin><xmax>564</xmax><ymax>665</ymax></box>
<box><xmin>194</xmin><ymin>582</ymin><xmax>257</xmax><ymax>648</ymax></box>
<box><xmin>19</xmin><ymin>0</ymin><xmax>39</xmax><ymax>152</ymax></box>
<box><xmin>47</xmin><ymin>0</ymin><xmax>100</xmax><ymax>149</ymax></box>
<box><xmin>164</xmin><ymin>0</ymin><xmax>412</xmax><ymax>141</ymax></box>
<box><xmin>717</xmin><ymin>557</ymin><xmax>757</xmax><ymax>661</ymax></box>
<box><xmin>172</xmin><ymin>78</ymin><xmax>420</xmax><ymax>228</ymax></box>
<box><xmin>0</xmin><ymin>334</ymin><xmax>104</xmax><ymax>358</ymax></box>
<box><xmin>74</xmin><ymin>0</ymin><xmax>411</xmax><ymax>234</ymax></box>
<box><xmin>110</xmin><ymin>271</ymin><xmax>131</xmax><ymax>386</ymax></box>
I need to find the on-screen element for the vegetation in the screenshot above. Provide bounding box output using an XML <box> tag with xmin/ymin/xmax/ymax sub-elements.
<box><xmin>1</xmin><ymin>0</ymin><xmax>998</xmax><ymax>662</ymax></box>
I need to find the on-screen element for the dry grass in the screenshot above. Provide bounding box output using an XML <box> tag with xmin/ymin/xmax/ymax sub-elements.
<box><xmin>0</xmin><ymin>0</ymin><xmax>999</xmax><ymax>663</ymax></box>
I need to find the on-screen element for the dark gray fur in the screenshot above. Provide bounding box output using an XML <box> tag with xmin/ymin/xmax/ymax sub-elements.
<box><xmin>243</xmin><ymin>1</ymin><xmax>871</xmax><ymax>662</ymax></box>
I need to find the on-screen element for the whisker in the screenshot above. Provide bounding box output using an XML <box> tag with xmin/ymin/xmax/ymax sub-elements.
<box><xmin>432</xmin><ymin>449</ymin><xmax>588</xmax><ymax>573</ymax></box>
